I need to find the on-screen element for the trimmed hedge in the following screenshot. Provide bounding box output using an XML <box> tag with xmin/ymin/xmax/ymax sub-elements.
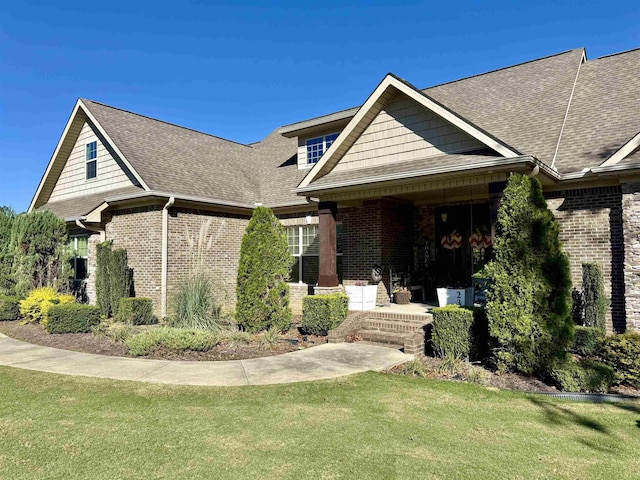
<box><xmin>550</xmin><ymin>357</ymin><xmax>614</xmax><ymax>393</ymax></box>
<box><xmin>571</xmin><ymin>326</ymin><xmax>603</xmax><ymax>356</ymax></box>
<box><xmin>431</xmin><ymin>305</ymin><xmax>474</xmax><ymax>360</ymax></box>
<box><xmin>302</xmin><ymin>293</ymin><xmax>349</xmax><ymax>336</ymax></box>
<box><xmin>125</xmin><ymin>327</ymin><xmax>219</xmax><ymax>356</ymax></box>
<box><xmin>0</xmin><ymin>295</ymin><xmax>20</xmax><ymax>320</ymax></box>
<box><xmin>598</xmin><ymin>333</ymin><xmax>640</xmax><ymax>388</ymax></box>
<box><xmin>582</xmin><ymin>263</ymin><xmax>607</xmax><ymax>333</ymax></box>
<box><xmin>118</xmin><ymin>297</ymin><xmax>155</xmax><ymax>325</ymax></box>
<box><xmin>46</xmin><ymin>304</ymin><xmax>101</xmax><ymax>334</ymax></box>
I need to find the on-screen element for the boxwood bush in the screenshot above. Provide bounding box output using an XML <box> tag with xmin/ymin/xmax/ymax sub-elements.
<box><xmin>431</xmin><ymin>305</ymin><xmax>474</xmax><ymax>360</ymax></box>
<box><xmin>570</xmin><ymin>325</ymin><xmax>603</xmax><ymax>356</ymax></box>
<box><xmin>302</xmin><ymin>293</ymin><xmax>349</xmax><ymax>335</ymax></box>
<box><xmin>46</xmin><ymin>304</ymin><xmax>101</xmax><ymax>334</ymax></box>
<box><xmin>598</xmin><ymin>333</ymin><xmax>640</xmax><ymax>388</ymax></box>
<box><xmin>550</xmin><ymin>357</ymin><xmax>614</xmax><ymax>393</ymax></box>
<box><xmin>0</xmin><ymin>295</ymin><xmax>20</xmax><ymax>321</ymax></box>
<box><xmin>117</xmin><ymin>297</ymin><xmax>155</xmax><ymax>325</ymax></box>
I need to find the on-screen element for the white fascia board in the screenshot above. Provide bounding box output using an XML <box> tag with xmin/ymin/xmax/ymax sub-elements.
<box><xmin>297</xmin><ymin>74</ymin><xmax>519</xmax><ymax>190</ymax></box>
<box><xmin>79</xmin><ymin>100</ymin><xmax>150</xmax><ymax>191</ymax></box>
<box><xmin>28</xmin><ymin>101</ymin><xmax>83</xmax><ymax>212</ymax></box>
<box><xmin>599</xmin><ymin>131</ymin><xmax>640</xmax><ymax>167</ymax></box>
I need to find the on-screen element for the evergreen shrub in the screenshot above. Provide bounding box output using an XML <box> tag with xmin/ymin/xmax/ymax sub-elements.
<box><xmin>550</xmin><ymin>357</ymin><xmax>614</xmax><ymax>393</ymax></box>
<box><xmin>20</xmin><ymin>287</ymin><xmax>59</xmax><ymax>324</ymax></box>
<box><xmin>301</xmin><ymin>293</ymin><xmax>349</xmax><ymax>335</ymax></box>
<box><xmin>236</xmin><ymin>206</ymin><xmax>293</xmax><ymax>332</ymax></box>
<box><xmin>431</xmin><ymin>305</ymin><xmax>474</xmax><ymax>360</ymax></box>
<box><xmin>484</xmin><ymin>174</ymin><xmax>573</xmax><ymax>375</ymax></box>
<box><xmin>0</xmin><ymin>207</ymin><xmax>15</xmax><ymax>295</ymax></box>
<box><xmin>118</xmin><ymin>297</ymin><xmax>155</xmax><ymax>325</ymax></box>
<box><xmin>46</xmin><ymin>304</ymin><xmax>101</xmax><ymax>334</ymax></box>
<box><xmin>582</xmin><ymin>263</ymin><xmax>607</xmax><ymax>333</ymax></box>
<box><xmin>570</xmin><ymin>326</ymin><xmax>603</xmax><ymax>356</ymax></box>
<box><xmin>96</xmin><ymin>241</ymin><xmax>131</xmax><ymax>317</ymax></box>
<box><xmin>0</xmin><ymin>295</ymin><xmax>20</xmax><ymax>320</ymax></box>
<box><xmin>598</xmin><ymin>333</ymin><xmax>640</xmax><ymax>388</ymax></box>
<box><xmin>125</xmin><ymin>327</ymin><xmax>219</xmax><ymax>356</ymax></box>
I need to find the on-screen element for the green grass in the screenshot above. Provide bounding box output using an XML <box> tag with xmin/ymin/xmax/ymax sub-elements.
<box><xmin>1</xmin><ymin>367</ymin><xmax>638</xmax><ymax>479</ymax></box>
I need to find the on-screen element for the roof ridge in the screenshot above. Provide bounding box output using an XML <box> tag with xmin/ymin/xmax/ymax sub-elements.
<box><xmin>80</xmin><ymin>98</ymin><xmax>254</xmax><ymax>150</ymax></box>
<box><xmin>588</xmin><ymin>47</ymin><xmax>640</xmax><ymax>62</ymax></box>
<box><xmin>422</xmin><ymin>48</ymin><xmax>584</xmax><ymax>91</ymax></box>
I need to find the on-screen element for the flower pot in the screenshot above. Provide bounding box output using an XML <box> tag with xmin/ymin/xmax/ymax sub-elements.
<box><xmin>394</xmin><ymin>291</ymin><xmax>411</xmax><ymax>305</ymax></box>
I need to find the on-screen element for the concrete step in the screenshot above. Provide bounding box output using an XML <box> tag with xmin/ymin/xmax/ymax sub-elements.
<box><xmin>356</xmin><ymin>328</ymin><xmax>408</xmax><ymax>348</ymax></box>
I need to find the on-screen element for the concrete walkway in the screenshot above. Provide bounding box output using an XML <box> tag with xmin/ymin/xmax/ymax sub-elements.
<box><xmin>0</xmin><ymin>333</ymin><xmax>412</xmax><ymax>386</ymax></box>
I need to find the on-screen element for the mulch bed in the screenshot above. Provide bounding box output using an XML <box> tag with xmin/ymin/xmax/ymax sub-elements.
<box><xmin>0</xmin><ymin>320</ymin><xmax>327</xmax><ymax>361</ymax></box>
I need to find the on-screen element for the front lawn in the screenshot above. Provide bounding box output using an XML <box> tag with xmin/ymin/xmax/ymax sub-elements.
<box><xmin>1</xmin><ymin>368</ymin><xmax>638</xmax><ymax>479</ymax></box>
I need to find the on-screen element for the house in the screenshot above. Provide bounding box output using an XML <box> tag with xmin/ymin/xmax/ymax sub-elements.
<box><xmin>29</xmin><ymin>47</ymin><xmax>640</xmax><ymax>333</ymax></box>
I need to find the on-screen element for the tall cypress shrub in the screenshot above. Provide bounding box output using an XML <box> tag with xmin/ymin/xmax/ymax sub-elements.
<box><xmin>236</xmin><ymin>206</ymin><xmax>293</xmax><ymax>332</ymax></box>
<box><xmin>96</xmin><ymin>241</ymin><xmax>112</xmax><ymax>317</ymax></box>
<box><xmin>484</xmin><ymin>174</ymin><xmax>573</xmax><ymax>375</ymax></box>
<box><xmin>0</xmin><ymin>207</ymin><xmax>15</xmax><ymax>295</ymax></box>
<box><xmin>582</xmin><ymin>263</ymin><xmax>607</xmax><ymax>333</ymax></box>
<box><xmin>96</xmin><ymin>241</ymin><xmax>131</xmax><ymax>318</ymax></box>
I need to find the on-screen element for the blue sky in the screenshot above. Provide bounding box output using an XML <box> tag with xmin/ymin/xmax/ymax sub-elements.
<box><xmin>1</xmin><ymin>0</ymin><xmax>638</xmax><ymax>212</ymax></box>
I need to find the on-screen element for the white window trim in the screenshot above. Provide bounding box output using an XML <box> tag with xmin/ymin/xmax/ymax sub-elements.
<box><xmin>306</xmin><ymin>133</ymin><xmax>339</xmax><ymax>166</ymax></box>
<box><xmin>86</xmin><ymin>141</ymin><xmax>97</xmax><ymax>180</ymax></box>
<box><xmin>287</xmin><ymin>224</ymin><xmax>342</xmax><ymax>285</ymax></box>
<box><xmin>69</xmin><ymin>236</ymin><xmax>89</xmax><ymax>281</ymax></box>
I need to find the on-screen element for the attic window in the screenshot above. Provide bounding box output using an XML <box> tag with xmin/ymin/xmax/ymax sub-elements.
<box><xmin>306</xmin><ymin>133</ymin><xmax>338</xmax><ymax>165</ymax></box>
<box><xmin>86</xmin><ymin>141</ymin><xmax>97</xmax><ymax>180</ymax></box>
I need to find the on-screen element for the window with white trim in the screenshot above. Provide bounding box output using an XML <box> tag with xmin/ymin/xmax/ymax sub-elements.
<box><xmin>68</xmin><ymin>236</ymin><xmax>89</xmax><ymax>281</ymax></box>
<box><xmin>306</xmin><ymin>133</ymin><xmax>339</xmax><ymax>165</ymax></box>
<box><xmin>286</xmin><ymin>224</ymin><xmax>343</xmax><ymax>284</ymax></box>
<box><xmin>86</xmin><ymin>141</ymin><xmax>97</xmax><ymax>180</ymax></box>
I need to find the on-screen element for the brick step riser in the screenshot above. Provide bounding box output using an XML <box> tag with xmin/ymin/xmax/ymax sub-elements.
<box><xmin>362</xmin><ymin>322</ymin><xmax>426</xmax><ymax>333</ymax></box>
<box><xmin>356</xmin><ymin>329</ymin><xmax>409</xmax><ymax>346</ymax></box>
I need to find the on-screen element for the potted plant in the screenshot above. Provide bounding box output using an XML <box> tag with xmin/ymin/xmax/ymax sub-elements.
<box><xmin>393</xmin><ymin>287</ymin><xmax>411</xmax><ymax>305</ymax></box>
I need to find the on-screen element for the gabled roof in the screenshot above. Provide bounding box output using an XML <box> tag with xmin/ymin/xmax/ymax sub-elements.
<box><xmin>37</xmin><ymin>186</ymin><xmax>144</xmax><ymax>220</ymax></box>
<box><xmin>298</xmin><ymin>73</ymin><xmax>521</xmax><ymax>190</ymax></box>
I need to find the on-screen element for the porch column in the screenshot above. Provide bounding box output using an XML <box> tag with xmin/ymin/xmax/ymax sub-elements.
<box><xmin>317</xmin><ymin>201</ymin><xmax>339</xmax><ymax>287</ymax></box>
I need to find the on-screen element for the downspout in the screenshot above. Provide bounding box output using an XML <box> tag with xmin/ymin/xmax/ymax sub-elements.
<box><xmin>528</xmin><ymin>164</ymin><xmax>540</xmax><ymax>177</ymax></box>
<box><xmin>161</xmin><ymin>196</ymin><xmax>175</xmax><ymax>318</ymax></box>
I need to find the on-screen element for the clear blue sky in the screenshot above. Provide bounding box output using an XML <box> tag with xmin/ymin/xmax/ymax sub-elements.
<box><xmin>1</xmin><ymin>0</ymin><xmax>638</xmax><ymax>213</ymax></box>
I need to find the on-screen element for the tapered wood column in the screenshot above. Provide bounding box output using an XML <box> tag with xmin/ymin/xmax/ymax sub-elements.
<box><xmin>317</xmin><ymin>201</ymin><xmax>339</xmax><ymax>287</ymax></box>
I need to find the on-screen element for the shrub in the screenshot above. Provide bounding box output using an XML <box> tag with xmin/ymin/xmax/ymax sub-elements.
<box><xmin>40</xmin><ymin>294</ymin><xmax>75</xmax><ymax>327</ymax></box>
<box><xmin>117</xmin><ymin>297</ymin><xmax>155</xmax><ymax>325</ymax></box>
<box><xmin>550</xmin><ymin>357</ymin><xmax>614</xmax><ymax>393</ymax></box>
<box><xmin>0</xmin><ymin>295</ymin><xmax>20</xmax><ymax>320</ymax></box>
<box><xmin>570</xmin><ymin>326</ymin><xmax>603</xmax><ymax>356</ymax></box>
<box><xmin>125</xmin><ymin>327</ymin><xmax>219</xmax><ymax>356</ymax></box>
<box><xmin>431</xmin><ymin>305</ymin><xmax>474</xmax><ymax>360</ymax></box>
<box><xmin>582</xmin><ymin>263</ymin><xmax>608</xmax><ymax>333</ymax></box>
<box><xmin>46</xmin><ymin>304</ymin><xmax>101</xmax><ymax>334</ymax></box>
<box><xmin>598</xmin><ymin>333</ymin><xmax>640</xmax><ymax>388</ymax></box>
<box><xmin>301</xmin><ymin>293</ymin><xmax>349</xmax><ymax>335</ymax></box>
<box><xmin>236</xmin><ymin>206</ymin><xmax>293</xmax><ymax>332</ymax></box>
<box><xmin>169</xmin><ymin>271</ymin><xmax>223</xmax><ymax>330</ymax></box>
<box><xmin>10</xmin><ymin>210</ymin><xmax>70</xmax><ymax>298</ymax></box>
<box><xmin>467</xmin><ymin>306</ymin><xmax>490</xmax><ymax>361</ymax></box>
<box><xmin>0</xmin><ymin>207</ymin><xmax>16</xmax><ymax>295</ymax></box>
<box><xmin>95</xmin><ymin>241</ymin><xmax>132</xmax><ymax>318</ymax></box>
<box><xmin>484</xmin><ymin>174</ymin><xmax>573</xmax><ymax>375</ymax></box>
<box><xmin>19</xmin><ymin>287</ymin><xmax>58</xmax><ymax>324</ymax></box>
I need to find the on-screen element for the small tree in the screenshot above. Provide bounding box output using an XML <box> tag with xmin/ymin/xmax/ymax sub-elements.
<box><xmin>484</xmin><ymin>174</ymin><xmax>573</xmax><ymax>375</ymax></box>
<box><xmin>236</xmin><ymin>206</ymin><xmax>293</xmax><ymax>332</ymax></box>
<box><xmin>96</xmin><ymin>241</ymin><xmax>131</xmax><ymax>318</ymax></box>
<box><xmin>10</xmin><ymin>210</ymin><xmax>69</xmax><ymax>297</ymax></box>
<box><xmin>0</xmin><ymin>207</ymin><xmax>16</xmax><ymax>295</ymax></box>
<box><xmin>96</xmin><ymin>241</ymin><xmax>112</xmax><ymax>317</ymax></box>
<box><xmin>582</xmin><ymin>263</ymin><xmax>607</xmax><ymax>334</ymax></box>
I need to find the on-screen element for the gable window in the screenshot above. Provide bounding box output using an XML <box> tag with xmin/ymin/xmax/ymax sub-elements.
<box><xmin>306</xmin><ymin>133</ymin><xmax>339</xmax><ymax>165</ymax></box>
<box><xmin>86</xmin><ymin>141</ymin><xmax>97</xmax><ymax>180</ymax></box>
<box><xmin>286</xmin><ymin>224</ymin><xmax>342</xmax><ymax>284</ymax></box>
<box><xmin>68</xmin><ymin>236</ymin><xmax>89</xmax><ymax>281</ymax></box>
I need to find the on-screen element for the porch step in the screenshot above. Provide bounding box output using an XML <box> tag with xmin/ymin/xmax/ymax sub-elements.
<box><xmin>361</xmin><ymin>319</ymin><xmax>429</xmax><ymax>334</ymax></box>
<box><xmin>356</xmin><ymin>329</ymin><xmax>408</xmax><ymax>348</ymax></box>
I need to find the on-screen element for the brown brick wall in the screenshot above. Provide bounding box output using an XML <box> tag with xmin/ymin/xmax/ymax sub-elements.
<box><xmin>104</xmin><ymin>206</ymin><xmax>163</xmax><ymax>312</ymax></box>
<box><xmin>545</xmin><ymin>186</ymin><xmax>624</xmax><ymax>332</ymax></box>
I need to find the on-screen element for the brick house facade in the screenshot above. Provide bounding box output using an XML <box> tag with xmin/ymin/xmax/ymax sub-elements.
<box><xmin>30</xmin><ymin>47</ymin><xmax>640</xmax><ymax>331</ymax></box>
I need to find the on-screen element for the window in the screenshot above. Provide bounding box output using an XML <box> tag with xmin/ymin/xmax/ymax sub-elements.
<box><xmin>286</xmin><ymin>224</ymin><xmax>343</xmax><ymax>284</ymax></box>
<box><xmin>68</xmin><ymin>236</ymin><xmax>88</xmax><ymax>281</ymax></box>
<box><xmin>86</xmin><ymin>141</ymin><xmax>97</xmax><ymax>179</ymax></box>
<box><xmin>306</xmin><ymin>133</ymin><xmax>339</xmax><ymax>165</ymax></box>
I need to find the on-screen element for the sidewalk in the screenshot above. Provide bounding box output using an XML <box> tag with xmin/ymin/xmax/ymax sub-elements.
<box><xmin>0</xmin><ymin>333</ymin><xmax>411</xmax><ymax>386</ymax></box>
